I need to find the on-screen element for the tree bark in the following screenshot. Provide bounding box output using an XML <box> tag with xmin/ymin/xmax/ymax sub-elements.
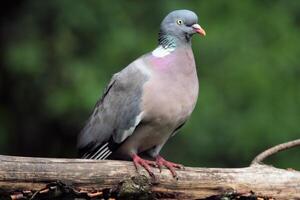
<box><xmin>0</xmin><ymin>155</ymin><xmax>299</xmax><ymax>200</ymax></box>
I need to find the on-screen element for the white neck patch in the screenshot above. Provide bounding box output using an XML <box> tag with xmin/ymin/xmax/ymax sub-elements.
<box><xmin>152</xmin><ymin>45</ymin><xmax>175</xmax><ymax>58</ymax></box>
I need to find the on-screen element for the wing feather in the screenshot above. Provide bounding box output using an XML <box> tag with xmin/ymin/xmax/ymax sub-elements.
<box><xmin>77</xmin><ymin>63</ymin><xmax>150</xmax><ymax>158</ymax></box>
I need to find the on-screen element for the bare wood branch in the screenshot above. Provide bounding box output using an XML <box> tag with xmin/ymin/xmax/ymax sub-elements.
<box><xmin>251</xmin><ymin>139</ymin><xmax>300</xmax><ymax>165</ymax></box>
<box><xmin>0</xmin><ymin>155</ymin><xmax>299</xmax><ymax>199</ymax></box>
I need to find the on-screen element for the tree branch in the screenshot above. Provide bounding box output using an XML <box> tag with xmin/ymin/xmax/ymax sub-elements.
<box><xmin>251</xmin><ymin>139</ymin><xmax>300</xmax><ymax>165</ymax></box>
<box><xmin>0</xmin><ymin>154</ymin><xmax>299</xmax><ymax>199</ymax></box>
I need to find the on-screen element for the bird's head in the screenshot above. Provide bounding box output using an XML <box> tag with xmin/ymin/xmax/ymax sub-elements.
<box><xmin>159</xmin><ymin>10</ymin><xmax>205</xmax><ymax>46</ymax></box>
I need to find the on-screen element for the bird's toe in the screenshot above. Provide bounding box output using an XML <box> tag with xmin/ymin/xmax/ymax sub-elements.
<box><xmin>155</xmin><ymin>155</ymin><xmax>183</xmax><ymax>178</ymax></box>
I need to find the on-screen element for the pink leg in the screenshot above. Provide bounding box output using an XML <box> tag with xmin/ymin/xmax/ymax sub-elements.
<box><xmin>155</xmin><ymin>155</ymin><xmax>183</xmax><ymax>178</ymax></box>
<box><xmin>131</xmin><ymin>154</ymin><xmax>157</xmax><ymax>178</ymax></box>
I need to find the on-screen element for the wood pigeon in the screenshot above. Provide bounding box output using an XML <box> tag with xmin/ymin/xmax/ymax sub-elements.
<box><xmin>77</xmin><ymin>9</ymin><xmax>205</xmax><ymax>178</ymax></box>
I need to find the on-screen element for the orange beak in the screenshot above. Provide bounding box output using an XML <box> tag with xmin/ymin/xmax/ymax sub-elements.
<box><xmin>192</xmin><ymin>24</ymin><xmax>206</xmax><ymax>36</ymax></box>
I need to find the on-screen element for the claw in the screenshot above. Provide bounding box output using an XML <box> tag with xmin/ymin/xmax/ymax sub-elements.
<box><xmin>132</xmin><ymin>154</ymin><xmax>156</xmax><ymax>178</ymax></box>
<box><xmin>131</xmin><ymin>154</ymin><xmax>183</xmax><ymax>179</ymax></box>
<box><xmin>157</xmin><ymin>162</ymin><xmax>163</xmax><ymax>173</ymax></box>
<box><xmin>155</xmin><ymin>155</ymin><xmax>183</xmax><ymax>178</ymax></box>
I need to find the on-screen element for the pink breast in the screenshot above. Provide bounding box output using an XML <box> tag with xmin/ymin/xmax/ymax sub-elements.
<box><xmin>150</xmin><ymin>54</ymin><xmax>174</xmax><ymax>71</ymax></box>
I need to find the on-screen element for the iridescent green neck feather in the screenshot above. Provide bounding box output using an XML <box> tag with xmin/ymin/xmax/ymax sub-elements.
<box><xmin>158</xmin><ymin>30</ymin><xmax>192</xmax><ymax>49</ymax></box>
<box><xmin>158</xmin><ymin>31</ymin><xmax>177</xmax><ymax>49</ymax></box>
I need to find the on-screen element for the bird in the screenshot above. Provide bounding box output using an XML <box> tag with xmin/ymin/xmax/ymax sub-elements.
<box><xmin>77</xmin><ymin>9</ymin><xmax>205</xmax><ymax>178</ymax></box>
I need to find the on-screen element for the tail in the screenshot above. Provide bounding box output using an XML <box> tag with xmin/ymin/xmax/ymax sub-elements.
<box><xmin>80</xmin><ymin>142</ymin><xmax>112</xmax><ymax>160</ymax></box>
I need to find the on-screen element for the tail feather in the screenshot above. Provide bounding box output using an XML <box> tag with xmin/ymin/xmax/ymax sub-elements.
<box><xmin>79</xmin><ymin>137</ymin><xmax>120</xmax><ymax>160</ymax></box>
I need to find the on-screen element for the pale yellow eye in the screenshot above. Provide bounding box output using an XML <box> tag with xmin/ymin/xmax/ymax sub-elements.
<box><xmin>176</xmin><ymin>19</ymin><xmax>183</xmax><ymax>25</ymax></box>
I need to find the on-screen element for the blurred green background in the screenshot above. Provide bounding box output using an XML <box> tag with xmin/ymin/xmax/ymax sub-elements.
<box><xmin>0</xmin><ymin>0</ymin><xmax>299</xmax><ymax>169</ymax></box>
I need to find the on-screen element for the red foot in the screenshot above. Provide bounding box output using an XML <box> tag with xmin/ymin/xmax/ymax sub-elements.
<box><xmin>131</xmin><ymin>154</ymin><xmax>157</xmax><ymax>178</ymax></box>
<box><xmin>155</xmin><ymin>155</ymin><xmax>183</xmax><ymax>178</ymax></box>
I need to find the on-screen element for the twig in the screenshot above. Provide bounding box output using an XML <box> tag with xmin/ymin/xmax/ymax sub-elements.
<box><xmin>251</xmin><ymin>138</ymin><xmax>300</xmax><ymax>165</ymax></box>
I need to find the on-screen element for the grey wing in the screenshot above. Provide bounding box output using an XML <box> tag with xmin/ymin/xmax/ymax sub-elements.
<box><xmin>77</xmin><ymin>65</ymin><xmax>149</xmax><ymax>159</ymax></box>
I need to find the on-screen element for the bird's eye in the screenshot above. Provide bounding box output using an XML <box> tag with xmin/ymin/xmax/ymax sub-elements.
<box><xmin>176</xmin><ymin>19</ymin><xmax>183</xmax><ymax>25</ymax></box>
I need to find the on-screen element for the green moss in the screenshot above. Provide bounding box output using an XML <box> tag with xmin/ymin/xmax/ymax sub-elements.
<box><xmin>117</xmin><ymin>175</ymin><xmax>153</xmax><ymax>200</ymax></box>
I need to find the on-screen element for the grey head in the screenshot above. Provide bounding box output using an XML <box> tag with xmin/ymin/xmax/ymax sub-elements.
<box><xmin>159</xmin><ymin>9</ymin><xmax>206</xmax><ymax>48</ymax></box>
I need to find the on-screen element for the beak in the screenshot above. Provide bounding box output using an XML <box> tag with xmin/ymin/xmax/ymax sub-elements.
<box><xmin>192</xmin><ymin>24</ymin><xmax>206</xmax><ymax>36</ymax></box>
